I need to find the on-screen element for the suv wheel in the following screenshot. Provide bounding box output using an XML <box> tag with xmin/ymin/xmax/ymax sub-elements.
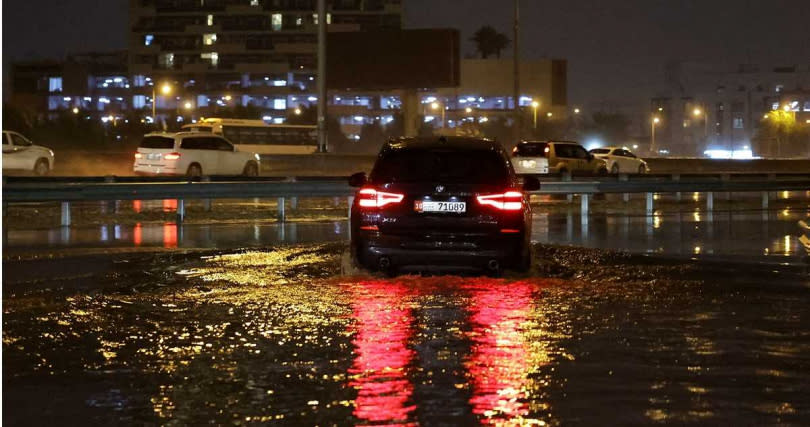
<box><xmin>611</xmin><ymin>164</ymin><xmax>620</xmax><ymax>174</ymax></box>
<box><xmin>33</xmin><ymin>159</ymin><xmax>49</xmax><ymax>176</ymax></box>
<box><xmin>187</xmin><ymin>163</ymin><xmax>202</xmax><ymax>177</ymax></box>
<box><xmin>243</xmin><ymin>161</ymin><xmax>259</xmax><ymax>177</ymax></box>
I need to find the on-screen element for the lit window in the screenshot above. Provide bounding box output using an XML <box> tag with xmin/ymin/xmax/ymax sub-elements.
<box><xmin>48</xmin><ymin>77</ymin><xmax>63</xmax><ymax>93</ymax></box>
<box><xmin>803</xmin><ymin>101</ymin><xmax>810</xmax><ymax>112</ymax></box>
<box><xmin>733</xmin><ymin>117</ymin><xmax>744</xmax><ymax>129</ymax></box>
<box><xmin>207</xmin><ymin>14</ymin><xmax>214</xmax><ymax>26</ymax></box>
<box><xmin>250</xmin><ymin>0</ymin><xmax>259</xmax><ymax>5</ymax></box>
<box><xmin>144</xmin><ymin>34</ymin><xmax>154</xmax><ymax>46</ymax></box>
<box><xmin>203</xmin><ymin>33</ymin><xmax>217</xmax><ymax>45</ymax></box>
<box><xmin>201</xmin><ymin>52</ymin><xmax>218</xmax><ymax>67</ymax></box>
<box><xmin>327</xmin><ymin>13</ymin><xmax>331</xmax><ymax>24</ymax></box>
<box><xmin>271</xmin><ymin>14</ymin><xmax>282</xmax><ymax>31</ymax></box>
<box><xmin>273</xmin><ymin>80</ymin><xmax>286</xmax><ymax>87</ymax></box>
<box><xmin>273</xmin><ymin>98</ymin><xmax>286</xmax><ymax>110</ymax></box>
<box><xmin>296</xmin><ymin>16</ymin><xmax>303</xmax><ymax>26</ymax></box>
<box><xmin>133</xmin><ymin>95</ymin><xmax>147</xmax><ymax>109</ymax></box>
<box><xmin>312</xmin><ymin>13</ymin><xmax>318</xmax><ymax>24</ymax></box>
<box><xmin>159</xmin><ymin>53</ymin><xmax>174</xmax><ymax>68</ymax></box>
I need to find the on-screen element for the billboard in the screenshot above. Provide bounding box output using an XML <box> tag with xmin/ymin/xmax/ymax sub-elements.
<box><xmin>327</xmin><ymin>29</ymin><xmax>460</xmax><ymax>90</ymax></box>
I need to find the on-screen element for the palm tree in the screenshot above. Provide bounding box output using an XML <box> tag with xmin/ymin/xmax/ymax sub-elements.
<box><xmin>470</xmin><ymin>25</ymin><xmax>511</xmax><ymax>59</ymax></box>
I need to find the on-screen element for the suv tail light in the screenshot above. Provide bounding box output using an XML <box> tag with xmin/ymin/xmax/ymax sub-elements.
<box><xmin>163</xmin><ymin>152</ymin><xmax>181</xmax><ymax>160</ymax></box>
<box><xmin>476</xmin><ymin>190</ymin><xmax>524</xmax><ymax>211</ymax></box>
<box><xmin>134</xmin><ymin>152</ymin><xmax>143</xmax><ymax>159</ymax></box>
<box><xmin>357</xmin><ymin>187</ymin><xmax>404</xmax><ymax>208</ymax></box>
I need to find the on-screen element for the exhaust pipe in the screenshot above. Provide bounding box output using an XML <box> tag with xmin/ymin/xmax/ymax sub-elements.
<box><xmin>378</xmin><ymin>256</ymin><xmax>391</xmax><ymax>270</ymax></box>
<box><xmin>487</xmin><ymin>259</ymin><xmax>500</xmax><ymax>272</ymax></box>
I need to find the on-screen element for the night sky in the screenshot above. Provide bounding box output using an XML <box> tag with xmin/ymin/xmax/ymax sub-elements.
<box><xmin>3</xmin><ymin>0</ymin><xmax>810</xmax><ymax>106</ymax></box>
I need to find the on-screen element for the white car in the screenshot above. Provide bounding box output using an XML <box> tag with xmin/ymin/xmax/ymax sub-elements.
<box><xmin>589</xmin><ymin>147</ymin><xmax>649</xmax><ymax>174</ymax></box>
<box><xmin>2</xmin><ymin>131</ymin><xmax>55</xmax><ymax>175</ymax></box>
<box><xmin>134</xmin><ymin>132</ymin><xmax>260</xmax><ymax>177</ymax></box>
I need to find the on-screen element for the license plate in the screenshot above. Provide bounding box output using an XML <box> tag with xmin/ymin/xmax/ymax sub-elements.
<box><xmin>147</xmin><ymin>153</ymin><xmax>162</xmax><ymax>160</ymax></box>
<box><xmin>415</xmin><ymin>200</ymin><xmax>466</xmax><ymax>213</ymax></box>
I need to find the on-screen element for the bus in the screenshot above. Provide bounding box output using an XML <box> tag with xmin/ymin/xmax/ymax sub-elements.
<box><xmin>181</xmin><ymin>118</ymin><xmax>318</xmax><ymax>154</ymax></box>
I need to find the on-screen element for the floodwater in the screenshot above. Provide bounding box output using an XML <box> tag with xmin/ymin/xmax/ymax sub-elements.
<box><xmin>3</xmin><ymin>245</ymin><xmax>809</xmax><ymax>425</ymax></box>
<box><xmin>6</xmin><ymin>204</ymin><xmax>808</xmax><ymax>264</ymax></box>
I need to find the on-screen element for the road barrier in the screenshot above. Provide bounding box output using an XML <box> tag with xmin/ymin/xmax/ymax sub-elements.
<box><xmin>3</xmin><ymin>173</ymin><xmax>809</xmax><ymax>226</ymax></box>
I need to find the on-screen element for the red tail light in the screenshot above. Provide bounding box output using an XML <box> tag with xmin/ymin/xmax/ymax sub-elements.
<box><xmin>134</xmin><ymin>152</ymin><xmax>143</xmax><ymax>159</ymax></box>
<box><xmin>163</xmin><ymin>152</ymin><xmax>181</xmax><ymax>160</ymax></box>
<box><xmin>357</xmin><ymin>187</ymin><xmax>404</xmax><ymax>208</ymax></box>
<box><xmin>476</xmin><ymin>190</ymin><xmax>524</xmax><ymax>211</ymax></box>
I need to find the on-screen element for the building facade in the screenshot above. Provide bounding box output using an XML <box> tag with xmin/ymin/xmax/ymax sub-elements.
<box><xmin>9</xmin><ymin>0</ymin><xmax>568</xmax><ymax>142</ymax></box>
<box><xmin>650</xmin><ymin>62</ymin><xmax>810</xmax><ymax>157</ymax></box>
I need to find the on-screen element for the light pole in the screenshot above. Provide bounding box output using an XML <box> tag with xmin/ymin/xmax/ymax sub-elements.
<box><xmin>651</xmin><ymin>116</ymin><xmax>660</xmax><ymax>154</ymax></box>
<box><xmin>431</xmin><ymin>101</ymin><xmax>446</xmax><ymax>128</ymax></box>
<box><xmin>531</xmin><ymin>101</ymin><xmax>539</xmax><ymax>129</ymax></box>
<box><xmin>152</xmin><ymin>82</ymin><xmax>172</xmax><ymax>126</ymax></box>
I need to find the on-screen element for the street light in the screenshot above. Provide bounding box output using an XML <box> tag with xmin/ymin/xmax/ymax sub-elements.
<box><xmin>531</xmin><ymin>101</ymin><xmax>540</xmax><ymax>129</ymax></box>
<box><xmin>574</xmin><ymin>108</ymin><xmax>580</xmax><ymax>114</ymax></box>
<box><xmin>72</xmin><ymin>107</ymin><xmax>79</xmax><ymax>114</ymax></box>
<box><xmin>152</xmin><ymin>82</ymin><xmax>172</xmax><ymax>125</ymax></box>
<box><xmin>651</xmin><ymin>116</ymin><xmax>660</xmax><ymax>154</ymax></box>
<box><xmin>546</xmin><ymin>112</ymin><xmax>553</xmax><ymax>118</ymax></box>
<box><xmin>294</xmin><ymin>108</ymin><xmax>302</xmax><ymax>115</ymax></box>
<box><xmin>184</xmin><ymin>101</ymin><xmax>193</xmax><ymax>110</ymax></box>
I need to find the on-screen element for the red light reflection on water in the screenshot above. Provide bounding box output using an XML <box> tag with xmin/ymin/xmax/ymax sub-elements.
<box><xmin>162</xmin><ymin>199</ymin><xmax>177</xmax><ymax>212</ymax></box>
<box><xmin>465</xmin><ymin>280</ymin><xmax>535</xmax><ymax>424</ymax></box>
<box><xmin>133</xmin><ymin>223</ymin><xmax>142</xmax><ymax>246</ymax></box>
<box><xmin>132</xmin><ymin>200</ymin><xmax>142</xmax><ymax>213</ymax></box>
<box><xmin>348</xmin><ymin>280</ymin><xmax>416</xmax><ymax>425</ymax></box>
<box><xmin>163</xmin><ymin>223</ymin><xmax>177</xmax><ymax>248</ymax></box>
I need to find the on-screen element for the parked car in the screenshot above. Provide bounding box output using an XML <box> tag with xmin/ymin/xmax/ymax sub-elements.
<box><xmin>133</xmin><ymin>132</ymin><xmax>260</xmax><ymax>177</ymax></box>
<box><xmin>511</xmin><ymin>140</ymin><xmax>607</xmax><ymax>175</ymax></box>
<box><xmin>589</xmin><ymin>146</ymin><xmax>649</xmax><ymax>174</ymax></box>
<box><xmin>348</xmin><ymin>136</ymin><xmax>540</xmax><ymax>275</ymax></box>
<box><xmin>2</xmin><ymin>130</ymin><xmax>55</xmax><ymax>175</ymax></box>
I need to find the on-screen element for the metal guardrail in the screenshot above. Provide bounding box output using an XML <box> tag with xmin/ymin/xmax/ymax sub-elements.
<box><xmin>3</xmin><ymin>173</ymin><xmax>809</xmax><ymax>226</ymax></box>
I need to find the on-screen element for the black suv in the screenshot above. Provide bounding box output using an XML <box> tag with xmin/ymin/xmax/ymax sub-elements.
<box><xmin>349</xmin><ymin>137</ymin><xmax>540</xmax><ymax>274</ymax></box>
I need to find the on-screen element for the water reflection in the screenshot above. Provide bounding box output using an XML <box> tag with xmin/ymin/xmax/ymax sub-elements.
<box><xmin>465</xmin><ymin>280</ymin><xmax>538</xmax><ymax>424</ymax></box>
<box><xmin>348</xmin><ymin>281</ymin><xmax>416</xmax><ymax>425</ymax></box>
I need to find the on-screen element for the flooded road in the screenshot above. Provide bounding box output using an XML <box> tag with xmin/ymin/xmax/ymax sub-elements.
<box><xmin>6</xmin><ymin>205</ymin><xmax>807</xmax><ymax>264</ymax></box>
<box><xmin>3</xmin><ymin>244</ymin><xmax>809</xmax><ymax>425</ymax></box>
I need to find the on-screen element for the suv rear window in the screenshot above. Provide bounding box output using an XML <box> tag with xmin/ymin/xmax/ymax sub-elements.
<box><xmin>513</xmin><ymin>142</ymin><xmax>548</xmax><ymax>157</ymax></box>
<box><xmin>589</xmin><ymin>148</ymin><xmax>611</xmax><ymax>155</ymax></box>
<box><xmin>371</xmin><ymin>149</ymin><xmax>510</xmax><ymax>184</ymax></box>
<box><xmin>139</xmin><ymin>136</ymin><xmax>175</xmax><ymax>149</ymax></box>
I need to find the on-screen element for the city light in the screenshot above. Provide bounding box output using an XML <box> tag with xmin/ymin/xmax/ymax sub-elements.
<box><xmin>294</xmin><ymin>108</ymin><xmax>302</xmax><ymax>115</ymax></box>
<box><xmin>72</xmin><ymin>107</ymin><xmax>79</xmax><ymax>114</ymax></box>
<box><xmin>574</xmin><ymin>108</ymin><xmax>580</xmax><ymax>114</ymax></box>
<box><xmin>465</xmin><ymin>107</ymin><xmax>472</xmax><ymax>113</ymax></box>
<box><xmin>653</xmin><ymin>117</ymin><xmax>660</xmax><ymax>124</ymax></box>
<box><xmin>160</xmin><ymin>83</ymin><xmax>172</xmax><ymax>95</ymax></box>
<box><xmin>184</xmin><ymin>101</ymin><xmax>193</xmax><ymax>109</ymax></box>
<box><xmin>224</xmin><ymin>95</ymin><xmax>232</xmax><ymax>101</ymax></box>
<box><xmin>546</xmin><ymin>112</ymin><xmax>552</xmax><ymax>117</ymax></box>
<box><xmin>693</xmin><ymin>108</ymin><xmax>702</xmax><ymax>116</ymax></box>
<box><xmin>431</xmin><ymin>102</ymin><xmax>440</xmax><ymax>110</ymax></box>
<box><xmin>531</xmin><ymin>101</ymin><xmax>539</xmax><ymax>108</ymax></box>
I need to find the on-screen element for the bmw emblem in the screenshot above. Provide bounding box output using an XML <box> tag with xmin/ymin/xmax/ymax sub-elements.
<box><xmin>435</xmin><ymin>185</ymin><xmax>445</xmax><ymax>193</ymax></box>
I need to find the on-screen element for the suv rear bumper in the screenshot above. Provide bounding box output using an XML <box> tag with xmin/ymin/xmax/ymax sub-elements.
<box><xmin>355</xmin><ymin>231</ymin><xmax>526</xmax><ymax>270</ymax></box>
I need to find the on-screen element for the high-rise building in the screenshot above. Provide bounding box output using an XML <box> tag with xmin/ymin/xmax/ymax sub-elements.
<box><xmin>128</xmin><ymin>0</ymin><xmax>403</xmax><ymax>120</ymax></box>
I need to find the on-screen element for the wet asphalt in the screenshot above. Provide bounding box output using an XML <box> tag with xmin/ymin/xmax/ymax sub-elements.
<box><xmin>3</xmin><ymin>243</ymin><xmax>809</xmax><ymax>425</ymax></box>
